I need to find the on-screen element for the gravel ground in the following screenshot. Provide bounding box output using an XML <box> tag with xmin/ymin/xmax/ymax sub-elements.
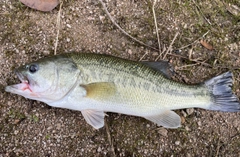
<box><xmin>0</xmin><ymin>0</ymin><xmax>240</xmax><ymax>156</ymax></box>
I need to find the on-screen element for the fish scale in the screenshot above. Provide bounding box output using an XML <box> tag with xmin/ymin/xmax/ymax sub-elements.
<box><xmin>70</xmin><ymin>53</ymin><xmax>211</xmax><ymax>107</ymax></box>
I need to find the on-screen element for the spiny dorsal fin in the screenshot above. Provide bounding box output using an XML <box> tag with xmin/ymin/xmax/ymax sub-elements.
<box><xmin>141</xmin><ymin>61</ymin><xmax>174</xmax><ymax>79</ymax></box>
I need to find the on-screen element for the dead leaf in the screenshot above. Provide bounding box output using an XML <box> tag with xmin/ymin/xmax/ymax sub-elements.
<box><xmin>181</xmin><ymin>116</ymin><xmax>185</xmax><ymax>124</ymax></box>
<box><xmin>19</xmin><ymin>0</ymin><xmax>59</xmax><ymax>12</ymax></box>
<box><xmin>13</xmin><ymin>119</ymin><xmax>20</xmax><ymax>124</ymax></box>
<box><xmin>200</xmin><ymin>40</ymin><xmax>213</xmax><ymax>50</ymax></box>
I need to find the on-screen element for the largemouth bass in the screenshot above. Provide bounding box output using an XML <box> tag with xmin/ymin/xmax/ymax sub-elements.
<box><xmin>5</xmin><ymin>53</ymin><xmax>240</xmax><ymax>129</ymax></box>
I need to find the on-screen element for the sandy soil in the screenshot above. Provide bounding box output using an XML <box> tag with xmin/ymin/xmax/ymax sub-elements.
<box><xmin>0</xmin><ymin>0</ymin><xmax>240</xmax><ymax>156</ymax></box>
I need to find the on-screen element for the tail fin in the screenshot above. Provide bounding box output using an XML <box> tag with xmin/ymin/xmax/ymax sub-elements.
<box><xmin>205</xmin><ymin>72</ymin><xmax>240</xmax><ymax>112</ymax></box>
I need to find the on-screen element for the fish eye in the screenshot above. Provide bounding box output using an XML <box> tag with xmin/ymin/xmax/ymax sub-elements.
<box><xmin>28</xmin><ymin>64</ymin><xmax>39</xmax><ymax>73</ymax></box>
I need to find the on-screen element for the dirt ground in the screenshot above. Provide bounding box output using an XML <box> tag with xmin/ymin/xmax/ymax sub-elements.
<box><xmin>0</xmin><ymin>0</ymin><xmax>240</xmax><ymax>156</ymax></box>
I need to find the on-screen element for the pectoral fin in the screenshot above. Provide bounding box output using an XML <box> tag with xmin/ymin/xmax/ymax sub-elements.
<box><xmin>82</xmin><ymin>82</ymin><xmax>116</xmax><ymax>100</ymax></box>
<box><xmin>81</xmin><ymin>110</ymin><xmax>105</xmax><ymax>129</ymax></box>
<box><xmin>145</xmin><ymin>111</ymin><xmax>181</xmax><ymax>128</ymax></box>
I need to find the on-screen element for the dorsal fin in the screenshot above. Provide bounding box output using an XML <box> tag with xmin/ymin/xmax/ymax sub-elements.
<box><xmin>141</xmin><ymin>61</ymin><xmax>174</xmax><ymax>79</ymax></box>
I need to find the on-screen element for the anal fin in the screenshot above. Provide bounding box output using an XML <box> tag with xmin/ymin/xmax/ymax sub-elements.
<box><xmin>145</xmin><ymin>110</ymin><xmax>181</xmax><ymax>128</ymax></box>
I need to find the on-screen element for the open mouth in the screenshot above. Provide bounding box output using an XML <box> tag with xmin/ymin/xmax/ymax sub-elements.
<box><xmin>5</xmin><ymin>70</ymin><xmax>32</xmax><ymax>93</ymax></box>
<box><xmin>15</xmin><ymin>70</ymin><xmax>29</xmax><ymax>85</ymax></box>
<box><xmin>15</xmin><ymin>70</ymin><xmax>32</xmax><ymax>92</ymax></box>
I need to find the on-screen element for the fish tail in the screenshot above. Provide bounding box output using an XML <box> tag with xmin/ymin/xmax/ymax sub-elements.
<box><xmin>205</xmin><ymin>72</ymin><xmax>240</xmax><ymax>112</ymax></box>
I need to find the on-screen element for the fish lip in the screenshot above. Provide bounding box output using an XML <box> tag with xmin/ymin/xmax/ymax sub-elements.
<box><xmin>15</xmin><ymin>69</ymin><xmax>29</xmax><ymax>84</ymax></box>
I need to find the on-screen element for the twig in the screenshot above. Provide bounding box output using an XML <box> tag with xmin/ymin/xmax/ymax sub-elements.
<box><xmin>175</xmin><ymin>63</ymin><xmax>200</xmax><ymax>70</ymax></box>
<box><xmin>152</xmin><ymin>0</ymin><xmax>161</xmax><ymax>55</ymax></box>
<box><xmin>215</xmin><ymin>138</ymin><xmax>221</xmax><ymax>157</ymax></box>
<box><xmin>188</xmin><ymin>47</ymin><xmax>194</xmax><ymax>60</ymax></box>
<box><xmin>177</xmin><ymin>31</ymin><xmax>210</xmax><ymax>50</ymax></box>
<box><xmin>163</xmin><ymin>32</ymin><xmax>179</xmax><ymax>60</ymax></box>
<box><xmin>98</xmin><ymin>0</ymin><xmax>158</xmax><ymax>51</ymax></box>
<box><xmin>139</xmin><ymin>50</ymin><xmax>149</xmax><ymax>61</ymax></box>
<box><xmin>154</xmin><ymin>32</ymin><xmax>179</xmax><ymax>61</ymax></box>
<box><xmin>175</xmin><ymin>58</ymin><xmax>212</xmax><ymax>70</ymax></box>
<box><xmin>155</xmin><ymin>44</ymin><xmax>166</xmax><ymax>61</ymax></box>
<box><xmin>105</xmin><ymin>119</ymin><xmax>116</xmax><ymax>157</ymax></box>
<box><xmin>160</xmin><ymin>52</ymin><xmax>211</xmax><ymax>68</ymax></box>
<box><xmin>54</xmin><ymin>1</ymin><xmax>63</xmax><ymax>55</ymax></box>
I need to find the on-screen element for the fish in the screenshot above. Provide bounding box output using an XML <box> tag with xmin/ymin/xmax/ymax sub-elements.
<box><xmin>5</xmin><ymin>53</ymin><xmax>240</xmax><ymax>129</ymax></box>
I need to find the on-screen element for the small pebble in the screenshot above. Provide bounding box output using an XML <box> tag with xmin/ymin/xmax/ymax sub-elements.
<box><xmin>99</xmin><ymin>15</ymin><xmax>105</xmax><ymax>22</ymax></box>
<box><xmin>197</xmin><ymin>121</ymin><xmax>202</xmax><ymax>127</ymax></box>
<box><xmin>186</xmin><ymin>108</ymin><xmax>194</xmax><ymax>115</ymax></box>
<box><xmin>181</xmin><ymin>110</ymin><xmax>187</xmax><ymax>117</ymax></box>
<box><xmin>175</xmin><ymin>141</ymin><xmax>180</xmax><ymax>145</ymax></box>
<box><xmin>97</xmin><ymin>147</ymin><xmax>102</xmax><ymax>152</ymax></box>
<box><xmin>127</xmin><ymin>49</ymin><xmax>132</xmax><ymax>55</ymax></box>
<box><xmin>56</xmin><ymin>123</ymin><xmax>61</xmax><ymax>130</ymax></box>
<box><xmin>66</xmin><ymin>24</ymin><xmax>71</xmax><ymax>28</ymax></box>
<box><xmin>185</xmin><ymin>126</ymin><xmax>191</xmax><ymax>131</ymax></box>
<box><xmin>7</xmin><ymin>101</ymin><xmax>12</xmax><ymax>106</ymax></box>
<box><xmin>158</xmin><ymin>127</ymin><xmax>168</xmax><ymax>137</ymax></box>
<box><xmin>14</xmin><ymin>130</ymin><xmax>19</xmax><ymax>135</ymax></box>
<box><xmin>43</xmin><ymin>50</ymin><xmax>50</xmax><ymax>55</ymax></box>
